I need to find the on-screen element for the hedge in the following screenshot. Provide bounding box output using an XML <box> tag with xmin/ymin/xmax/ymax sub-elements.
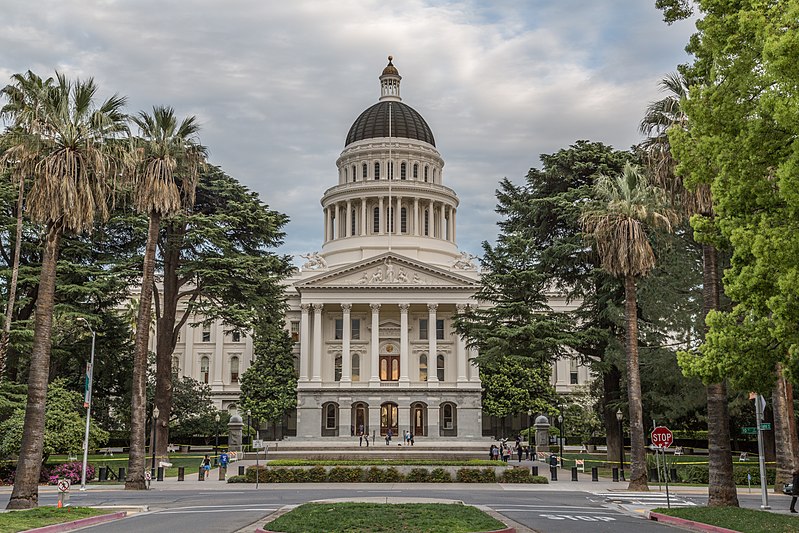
<box><xmin>676</xmin><ymin>464</ymin><xmax>776</xmax><ymax>485</ymax></box>
<box><xmin>238</xmin><ymin>465</ymin><xmax>528</xmax><ymax>484</ymax></box>
<box><xmin>501</xmin><ymin>468</ymin><xmax>548</xmax><ymax>484</ymax></box>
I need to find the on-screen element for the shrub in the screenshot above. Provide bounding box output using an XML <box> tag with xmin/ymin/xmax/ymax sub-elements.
<box><xmin>734</xmin><ymin>467</ymin><xmax>775</xmax><ymax>486</ymax></box>
<box><xmin>49</xmin><ymin>462</ymin><xmax>94</xmax><ymax>485</ymax></box>
<box><xmin>328</xmin><ymin>467</ymin><xmax>363</xmax><ymax>482</ymax></box>
<box><xmin>246</xmin><ymin>465</ymin><xmax>267</xmax><ymax>483</ymax></box>
<box><xmin>270</xmin><ymin>468</ymin><xmax>296</xmax><ymax>483</ymax></box>
<box><xmin>304</xmin><ymin>466</ymin><xmax>328</xmax><ymax>482</ymax></box>
<box><xmin>456</xmin><ymin>468</ymin><xmax>496</xmax><ymax>483</ymax></box>
<box><xmin>405</xmin><ymin>468</ymin><xmax>430</xmax><ymax>483</ymax></box>
<box><xmin>226</xmin><ymin>475</ymin><xmax>248</xmax><ymax>483</ymax></box>
<box><xmin>429</xmin><ymin>468</ymin><xmax>451</xmax><ymax>483</ymax></box>
<box><xmin>501</xmin><ymin>468</ymin><xmax>532</xmax><ymax>483</ymax></box>
<box><xmin>530</xmin><ymin>475</ymin><xmax>549</xmax><ymax>484</ymax></box>
<box><xmin>677</xmin><ymin>465</ymin><xmax>708</xmax><ymax>484</ymax></box>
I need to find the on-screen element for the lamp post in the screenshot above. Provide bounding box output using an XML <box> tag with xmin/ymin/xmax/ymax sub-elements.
<box><xmin>527</xmin><ymin>409</ymin><xmax>533</xmax><ymax>449</ymax></box>
<box><xmin>151</xmin><ymin>405</ymin><xmax>160</xmax><ymax>480</ymax></box>
<box><xmin>78</xmin><ymin>318</ymin><xmax>95</xmax><ymax>491</ymax></box>
<box><xmin>557</xmin><ymin>413</ymin><xmax>564</xmax><ymax>468</ymax></box>
<box><xmin>246</xmin><ymin>409</ymin><xmax>251</xmax><ymax>453</ymax></box>
<box><xmin>214</xmin><ymin>413</ymin><xmax>220</xmax><ymax>466</ymax></box>
<box><xmin>616</xmin><ymin>408</ymin><xmax>625</xmax><ymax>481</ymax></box>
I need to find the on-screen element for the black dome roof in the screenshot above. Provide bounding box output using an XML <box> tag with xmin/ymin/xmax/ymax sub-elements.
<box><xmin>345</xmin><ymin>101</ymin><xmax>435</xmax><ymax>147</ymax></box>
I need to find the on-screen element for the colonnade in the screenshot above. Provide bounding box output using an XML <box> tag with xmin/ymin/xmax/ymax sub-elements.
<box><xmin>322</xmin><ymin>198</ymin><xmax>456</xmax><ymax>243</ymax></box>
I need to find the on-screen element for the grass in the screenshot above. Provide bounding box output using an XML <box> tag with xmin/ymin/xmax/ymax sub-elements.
<box><xmin>267</xmin><ymin>459</ymin><xmax>498</xmax><ymax>467</ymax></box>
<box><xmin>0</xmin><ymin>507</ymin><xmax>111</xmax><ymax>533</ymax></box>
<box><xmin>48</xmin><ymin>453</ymin><xmax>224</xmax><ymax>479</ymax></box>
<box><xmin>653</xmin><ymin>506</ymin><xmax>799</xmax><ymax>533</ymax></box>
<box><xmin>264</xmin><ymin>503</ymin><xmax>506</xmax><ymax>533</ymax></box>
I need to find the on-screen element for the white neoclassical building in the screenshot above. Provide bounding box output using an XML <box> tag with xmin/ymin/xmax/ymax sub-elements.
<box><xmin>156</xmin><ymin>58</ymin><xmax>590</xmax><ymax>439</ymax></box>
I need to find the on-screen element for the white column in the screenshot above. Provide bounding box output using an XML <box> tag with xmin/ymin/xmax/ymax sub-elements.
<box><xmin>183</xmin><ymin>319</ymin><xmax>194</xmax><ymax>380</ymax></box>
<box><xmin>439</xmin><ymin>204</ymin><xmax>445</xmax><ymax>240</ymax></box>
<box><xmin>378</xmin><ymin>197</ymin><xmax>384</xmax><ymax>234</ymax></box>
<box><xmin>345</xmin><ymin>200</ymin><xmax>352</xmax><ymax>237</ymax></box>
<box><xmin>399</xmin><ymin>304</ymin><xmax>410</xmax><ymax>384</ymax></box>
<box><xmin>452</xmin><ymin>209</ymin><xmax>456</xmax><ymax>243</ymax></box>
<box><xmin>428</xmin><ymin>200</ymin><xmax>434</xmax><ymax>236</ymax></box>
<box><xmin>469</xmin><ymin>346</ymin><xmax>480</xmax><ymax>382</ymax></box>
<box><xmin>456</xmin><ymin>304</ymin><xmax>468</xmax><ymax>382</ymax></box>
<box><xmin>396</xmin><ymin>196</ymin><xmax>401</xmax><ymax>235</ymax></box>
<box><xmin>360</xmin><ymin>199</ymin><xmax>367</xmax><ymax>236</ymax></box>
<box><xmin>323</xmin><ymin>207</ymin><xmax>328</xmax><ymax>243</ymax></box>
<box><xmin>341</xmin><ymin>303</ymin><xmax>352</xmax><ymax>385</ymax></box>
<box><xmin>413</xmin><ymin>198</ymin><xmax>419</xmax><ymax>236</ymax></box>
<box><xmin>370</xmin><ymin>303</ymin><xmax>381</xmax><ymax>384</ymax></box>
<box><xmin>213</xmin><ymin>320</ymin><xmax>224</xmax><ymax>386</ymax></box>
<box><xmin>428</xmin><ymin>304</ymin><xmax>438</xmax><ymax>383</ymax></box>
<box><xmin>299</xmin><ymin>304</ymin><xmax>310</xmax><ymax>382</ymax></box>
<box><xmin>311</xmin><ymin>304</ymin><xmax>323</xmax><ymax>383</ymax></box>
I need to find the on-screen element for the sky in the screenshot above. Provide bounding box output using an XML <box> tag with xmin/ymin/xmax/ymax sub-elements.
<box><xmin>0</xmin><ymin>0</ymin><xmax>696</xmax><ymax>260</ymax></box>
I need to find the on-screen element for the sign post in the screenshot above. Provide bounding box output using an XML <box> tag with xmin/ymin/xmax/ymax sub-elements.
<box><xmin>57</xmin><ymin>479</ymin><xmax>71</xmax><ymax>508</ymax></box>
<box><xmin>651</xmin><ymin>426</ymin><xmax>673</xmax><ymax>508</ymax></box>
<box><xmin>753</xmin><ymin>393</ymin><xmax>770</xmax><ymax>509</ymax></box>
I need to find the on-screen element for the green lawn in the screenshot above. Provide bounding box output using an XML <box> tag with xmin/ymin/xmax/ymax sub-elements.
<box><xmin>264</xmin><ymin>503</ymin><xmax>506</xmax><ymax>533</ymax></box>
<box><xmin>653</xmin><ymin>506</ymin><xmax>799</xmax><ymax>533</ymax></box>
<box><xmin>48</xmin><ymin>453</ymin><xmax>219</xmax><ymax>480</ymax></box>
<box><xmin>267</xmin><ymin>459</ymin><xmax>498</xmax><ymax>467</ymax></box>
<box><xmin>0</xmin><ymin>507</ymin><xmax>111</xmax><ymax>533</ymax></box>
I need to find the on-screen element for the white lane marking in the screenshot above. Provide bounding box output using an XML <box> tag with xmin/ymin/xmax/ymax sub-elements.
<box><xmin>494</xmin><ymin>508</ymin><xmax>618</xmax><ymax>515</ymax></box>
<box><xmin>540</xmin><ymin>514</ymin><xmax>615</xmax><ymax>522</ymax></box>
<box><xmin>157</xmin><ymin>508</ymin><xmax>277</xmax><ymax>514</ymax></box>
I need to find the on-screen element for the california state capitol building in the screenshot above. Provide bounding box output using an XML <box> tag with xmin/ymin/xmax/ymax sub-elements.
<box><xmin>156</xmin><ymin>58</ymin><xmax>590</xmax><ymax>440</ymax></box>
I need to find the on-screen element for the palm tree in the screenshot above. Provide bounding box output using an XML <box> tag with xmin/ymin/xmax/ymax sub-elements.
<box><xmin>125</xmin><ymin>106</ymin><xmax>205</xmax><ymax>490</ymax></box>
<box><xmin>3</xmin><ymin>72</ymin><xmax>127</xmax><ymax>509</ymax></box>
<box><xmin>640</xmin><ymin>72</ymin><xmax>739</xmax><ymax>506</ymax></box>
<box><xmin>581</xmin><ymin>163</ymin><xmax>678</xmax><ymax>491</ymax></box>
<box><xmin>0</xmin><ymin>72</ymin><xmax>55</xmax><ymax>380</ymax></box>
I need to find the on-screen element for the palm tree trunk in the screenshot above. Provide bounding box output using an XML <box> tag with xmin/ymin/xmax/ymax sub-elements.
<box><xmin>702</xmin><ymin>244</ymin><xmax>738</xmax><ymax>506</ymax></box>
<box><xmin>624</xmin><ymin>274</ymin><xmax>648</xmax><ymax>491</ymax></box>
<box><xmin>772</xmin><ymin>367</ymin><xmax>799</xmax><ymax>492</ymax></box>
<box><xmin>603</xmin><ymin>365</ymin><xmax>623</xmax><ymax>464</ymax></box>
<box><xmin>0</xmin><ymin>176</ymin><xmax>25</xmax><ymax>380</ymax></box>
<box><xmin>126</xmin><ymin>211</ymin><xmax>160</xmax><ymax>490</ymax></box>
<box><xmin>7</xmin><ymin>222</ymin><xmax>61</xmax><ymax>509</ymax></box>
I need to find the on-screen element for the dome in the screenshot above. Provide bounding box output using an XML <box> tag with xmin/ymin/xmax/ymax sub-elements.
<box><xmin>382</xmin><ymin>56</ymin><xmax>399</xmax><ymax>76</ymax></box>
<box><xmin>345</xmin><ymin>101</ymin><xmax>436</xmax><ymax>147</ymax></box>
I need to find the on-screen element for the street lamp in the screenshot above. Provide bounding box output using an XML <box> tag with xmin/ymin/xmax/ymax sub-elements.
<box><xmin>557</xmin><ymin>413</ymin><xmax>564</xmax><ymax>468</ymax></box>
<box><xmin>78</xmin><ymin>318</ymin><xmax>95</xmax><ymax>491</ymax></box>
<box><xmin>246</xmin><ymin>409</ymin><xmax>251</xmax><ymax>453</ymax></box>
<box><xmin>527</xmin><ymin>409</ymin><xmax>533</xmax><ymax>449</ymax></box>
<box><xmin>616</xmin><ymin>408</ymin><xmax>625</xmax><ymax>481</ymax></box>
<box><xmin>151</xmin><ymin>405</ymin><xmax>160</xmax><ymax>481</ymax></box>
<box><xmin>214</xmin><ymin>413</ymin><xmax>220</xmax><ymax>466</ymax></box>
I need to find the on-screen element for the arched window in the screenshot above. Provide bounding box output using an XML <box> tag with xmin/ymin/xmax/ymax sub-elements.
<box><xmin>424</xmin><ymin>165</ymin><xmax>429</xmax><ymax>182</ymax></box>
<box><xmin>334</xmin><ymin>354</ymin><xmax>342</xmax><ymax>381</ymax></box>
<box><xmin>419</xmin><ymin>354</ymin><xmax>428</xmax><ymax>381</ymax></box>
<box><xmin>362</xmin><ymin>163</ymin><xmax>368</xmax><ymax>179</ymax></box>
<box><xmin>400</xmin><ymin>207</ymin><xmax>407</xmax><ymax>233</ymax></box>
<box><xmin>352</xmin><ymin>354</ymin><xmax>360</xmax><ymax>382</ymax></box>
<box><xmin>200</xmin><ymin>356</ymin><xmax>210</xmax><ymax>384</ymax></box>
<box><xmin>437</xmin><ymin>354</ymin><xmax>445</xmax><ymax>381</ymax></box>
<box><xmin>373</xmin><ymin>207</ymin><xmax>380</xmax><ymax>233</ymax></box>
<box><xmin>230</xmin><ymin>356</ymin><xmax>240</xmax><ymax>383</ymax></box>
<box><xmin>400</xmin><ymin>162</ymin><xmax>406</xmax><ymax>180</ymax></box>
<box><xmin>352</xmin><ymin>165</ymin><xmax>356</xmax><ymax>182</ymax></box>
<box><xmin>441</xmin><ymin>402</ymin><xmax>457</xmax><ymax>435</ymax></box>
<box><xmin>343</xmin><ymin>167</ymin><xmax>347</xmax><ymax>182</ymax></box>
<box><xmin>432</xmin><ymin>168</ymin><xmax>437</xmax><ymax>183</ymax></box>
<box><xmin>172</xmin><ymin>356</ymin><xmax>180</xmax><ymax>373</ymax></box>
<box><xmin>351</xmin><ymin>209</ymin><xmax>356</xmax><ymax>236</ymax></box>
<box><xmin>424</xmin><ymin>210</ymin><xmax>430</xmax><ymax>236</ymax></box>
<box><xmin>322</xmin><ymin>402</ymin><xmax>338</xmax><ymax>436</ymax></box>
<box><xmin>413</xmin><ymin>163</ymin><xmax>418</xmax><ymax>179</ymax></box>
<box><xmin>374</xmin><ymin>162</ymin><xmax>380</xmax><ymax>180</ymax></box>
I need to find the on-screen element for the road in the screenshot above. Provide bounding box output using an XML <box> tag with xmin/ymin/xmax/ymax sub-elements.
<box><xmin>0</xmin><ymin>484</ymin><xmax>687</xmax><ymax>532</ymax></box>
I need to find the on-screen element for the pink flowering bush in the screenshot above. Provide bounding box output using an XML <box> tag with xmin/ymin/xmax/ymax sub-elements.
<box><xmin>48</xmin><ymin>462</ymin><xmax>94</xmax><ymax>485</ymax></box>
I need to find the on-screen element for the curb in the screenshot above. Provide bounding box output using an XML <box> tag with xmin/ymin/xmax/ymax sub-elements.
<box><xmin>22</xmin><ymin>510</ymin><xmax>127</xmax><ymax>533</ymax></box>
<box><xmin>649</xmin><ymin>511</ymin><xmax>740</xmax><ymax>533</ymax></box>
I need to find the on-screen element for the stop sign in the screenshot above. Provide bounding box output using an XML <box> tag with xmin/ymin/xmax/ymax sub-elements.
<box><xmin>651</xmin><ymin>426</ymin><xmax>674</xmax><ymax>449</ymax></box>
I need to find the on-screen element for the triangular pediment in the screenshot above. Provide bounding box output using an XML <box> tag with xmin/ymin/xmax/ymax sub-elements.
<box><xmin>295</xmin><ymin>253</ymin><xmax>479</xmax><ymax>290</ymax></box>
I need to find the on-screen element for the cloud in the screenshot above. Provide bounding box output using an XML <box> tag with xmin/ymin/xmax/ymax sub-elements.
<box><xmin>0</xmin><ymin>0</ymin><xmax>696</xmax><ymax>258</ymax></box>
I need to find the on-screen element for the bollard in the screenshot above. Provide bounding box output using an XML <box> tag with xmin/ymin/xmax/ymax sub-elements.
<box><xmin>219</xmin><ymin>466</ymin><xmax>226</xmax><ymax>481</ymax></box>
<box><xmin>177</xmin><ymin>467</ymin><xmax>185</xmax><ymax>481</ymax></box>
<box><xmin>531</xmin><ymin>466</ymin><xmax>538</xmax><ymax>477</ymax></box>
<box><xmin>571</xmin><ymin>466</ymin><xmax>578</xmax><ymax>481</ymax></box>
<box><xmin>550</xmin><ymin>466</ymin><xmax>557</xmax><ymax>481</ymax></box>
<box><xmin>198</xmin><ymin>466</ymin><xmax>205</xmax><ymax>481</ymax></box>
<box><xmin>612</xmin><ymin>467</ymin><xmax>619</xmax><ymax>482</ymax></box>
<box><xmin>591</xmin><ymin>467</ymin><xmax>599</xmax><ymax>482</ymax></box>
<box><xmin>118</xmin><ymin>467</ymin><xmax>126</xmax><ymax>482</ymax></box>
<box><xmin>157</xmin><ymin>466</ymin><xmax>164</xmax><ymax>481</ymax></box>
<box><xmin>238</xmin><ymin>465</ymin><xmax>245</xmax><ymax>476</ymax></box>
<box><xmin>98</xmin><ymin>466</ymin><xmax>108</xmax><ymax>482</ymax></box>
<box><xmin>670</xmin><ymin>468</ymin><xmax>678</xmax><ymax>482</ymax></box>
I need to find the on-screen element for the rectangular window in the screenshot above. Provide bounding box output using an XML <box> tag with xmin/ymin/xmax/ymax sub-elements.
<box><xmin>419</xmin><ymin>319</ymin><xmax>428</xmax><ymax>340</ymax></box>
<box><xmin>380</xmin><ymin>355</ymin><xmax>400</xmax><ymax>381</ymax></box>
<box><xmin>334</xmin><ymin>319</ymin><xmax>343</xmax><ymax>340</ymax></box>
<box><xmin>373</xmin><ymin>207</ymin><xmax>380</xmax><ymax>233</ymax></box>
<box><xmin>232</xmin><ymin>331</ymin><xmax>241</xmax><ymax>342</ymax></box>
<box><xmin>202</xmin><ymin>324</ymin><xmax>211</xmax><ymax>343</ymax></box>
<box><xmin>400</xmin><ymin>208</ymin><xmax>407</xmax><ymax>233</ymax></box>
<box><xmin>351</xmin><ymin>319</ymin><xmax>360</xmax><ymax>340</ymax></box>
<box><xmin>436</xmin><ymin>319</ymin><xmax>445</xmax><ymax>340</ymax></box>
<box><xmin>290</xmin><ymin>321</ymin><xmax>300</xmax><ymax>342</ymax></box>
<box><xmin>570</xmin><ymin>359</ymin><xmax>579</xmax><ymax>385</ymax></box>
<box><xmin>351</xmin><ymin>210</ymin><xmax>356</xmax><ymax>236</ymax></box>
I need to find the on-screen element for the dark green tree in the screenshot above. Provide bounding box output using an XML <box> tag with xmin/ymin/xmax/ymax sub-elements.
<box><xmin>239</xmin><ymin>320</ymin><xmax>297</xmax><ymax>439</ymax></box>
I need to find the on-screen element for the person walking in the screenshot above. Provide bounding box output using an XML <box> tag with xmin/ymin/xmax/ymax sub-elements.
<box><xmin>790</xmin><ymin>470</ymin><xmax>799</xmax><ymax>513</ymax></box>
<box><xmin>516</xmin><ymin>442</ymin><xmax>523</xmax><ymax>462</ymax></box>
<box><xmin>201</xmin><ymin>455</ymin><xmax>211</xmax><ymax>481</ymax></box>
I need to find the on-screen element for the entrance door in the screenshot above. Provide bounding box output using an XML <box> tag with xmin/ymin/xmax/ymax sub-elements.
<box><xmin>380</xmin><ymin>403</ymin><xmax>398</xmax><ymax>436</ymax></box>
<box><xmin>354</xmin><ymin>404</ymin><xmax>367</xmax><ymax>435</ymax></box>
<box><xmin>413</xmin><ymin>405</ymin><xmax>425</xmax><ymax>436</ymax></box>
